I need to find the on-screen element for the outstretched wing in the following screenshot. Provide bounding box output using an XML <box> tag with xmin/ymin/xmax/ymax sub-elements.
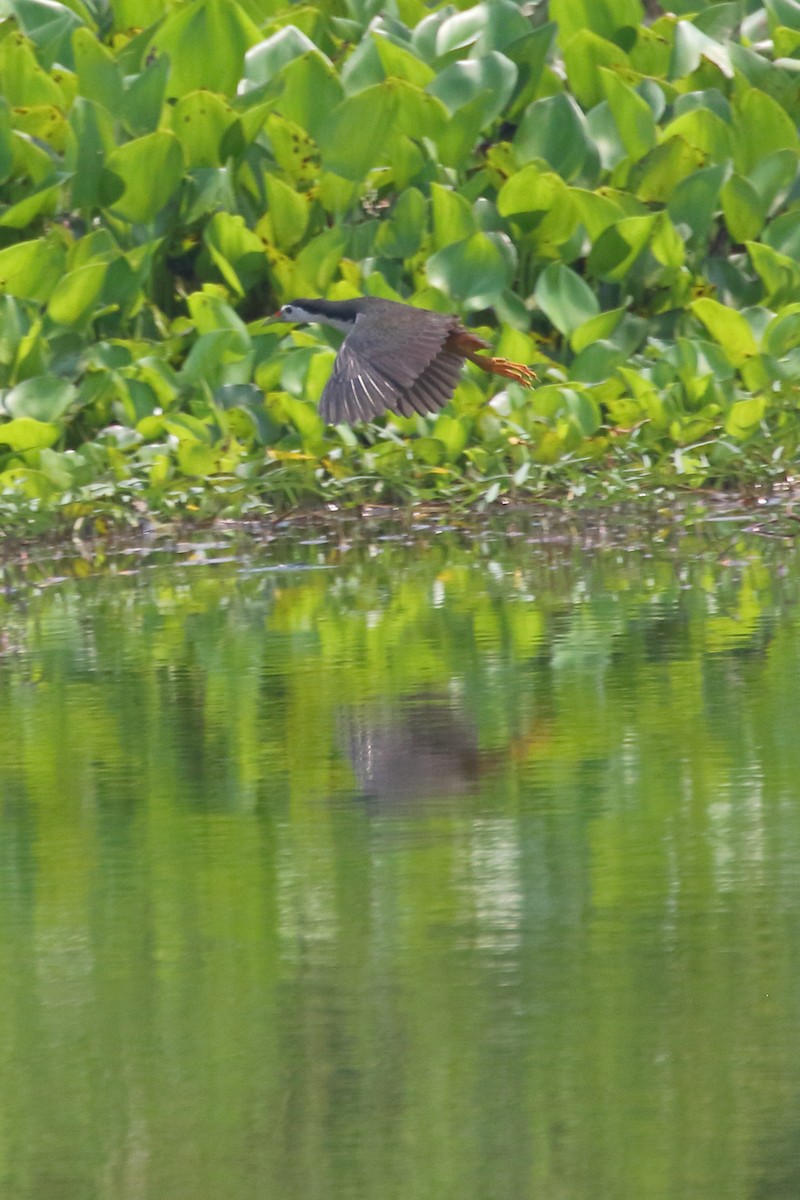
<box><xmin>319</xmin><ymin>306</ymin><xmax>464</xmax><ymax>424</ymax></box>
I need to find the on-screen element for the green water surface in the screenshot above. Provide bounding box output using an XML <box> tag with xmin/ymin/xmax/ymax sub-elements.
<box><xmin>1</xmin><ymin>513</ymin><xmax>799</xmax><ymax>1200</ymax></box>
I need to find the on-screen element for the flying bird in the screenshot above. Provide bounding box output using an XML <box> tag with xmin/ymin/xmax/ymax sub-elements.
<box><xmin>277</xmin><ymin>296</ymin><xmax>536</xmax><ymax>425</ymax></box>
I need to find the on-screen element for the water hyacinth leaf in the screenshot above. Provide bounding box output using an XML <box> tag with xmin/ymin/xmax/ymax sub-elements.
<box><xmin>497</xmin><ymin>165</ymin><xmax>562</xmax><ymax>218</ymax></box>
<box><xmin>171</xmin><ymin>92</ymin><xmax>235</xmax><ymax>168</ymax></box>
<box><xmin>569</xmin><ymin>187</ymin><xmax>627</xmax><ymax>239</ymax></box>
<box><xmin>724</xmin><ymin>396</ymin><xmax>766</xmax><ymax>438</ymax></box>
<box><xmin>571</xmin><ymin>306</ymin><xmax>625</xmax><ymax>353</ymax></box>
<box><xmin>562</xmin><ymin>30</ymin><xmax>630</xmax><ymax>109</ymax></box>
<box><xmin>146</xmin><ymin>0</ymin><xmax>260</xmax><ymax>99</ymax></box>
<box><xmin>766</xmin><ymin>0</ymin><xmax>800</xmax><ymax>30</ymax></box>
<box><xmin>426</xmin><ymin>232</ymin><xmax>510</xmax><ymax>307</ymax></box>
<box><xmin>748</xmin><ymin>148</ymin><xmax>797</xmax><ymax>210</ymax></box>
<box><xmin>73</xmin><ymin>26</ymin><xmax>124</xmax><ymax>114</ymax></box>
<box><xmin>0</xmin><ymin>182</ymin><xmax>60</xmax><ymax>229</ymax></box>
<box><xmin>661</xmin><ymin>107</ymin><xmax>733</xmax><ymax>162</ymax></box>
<box><xmin>47</xmin><ymin>263</ymin><xmax>107</xmax><ymax>326</ymax></box>
<box><xmin>104</xmin><ymin>131</ymin><xmax>184</xmax><ymax>223</ymax></box>
<box><xmin>763</xmin><ymin>210</ymin><xmax>800</xmax><ymax>259</ymax></box>
<box><xmin>586</xmin><ymin>101</ymin><xmax>627</xmax><ymax>171</ymax></box>
<box><xmin>431</xmin><ymin>183</ymin><xmax>475</xmax><ymax>247</ymax></box>
<box><xmin>734</xmin><ymin>87</ymin><xmax>799</xmax><ymax>172</ymax></box>
<box><xmin>535</xmin><ymin>263</ymin><xmax>599</xmax><ymax>337</ymax></box>
<box><xmin>763</xmin><ymin>304</ymin><xmax>800</xmax><ymax>357</ymax></box>
<box><xmin>319</xmin><ymin>84</ymin><xmax>394</xmax><ymax>181</ymax></box>
<box><xmin>0</xmin><ymin>33</ymin><xmax>63</xmax><ymax>107</ymax></box>
<box><xmin>242</xmin><ymin>26</ymin><xmax>318</xmax><ymax>89</ymax></box>
<box><xmin>587</xmin><ymin>213</ymin><xmax>658</xmax><ymax>279</ymax></box>
<box><xmin>121</xmin><ymin>52</ymin><xmax>170</xmax><ymax>136</ymax></box>
<box><xmin>746</xmin><ymin>241</ymin><xmax>800</xmax><ymax>307</ymax></box>
<box><xmin>0</xmin><ymin>236</ymin><xmax>67</xmax><ymax>302</ymax></box>
<box><xmin>667</xmin><ymin>162</ymin><xmax>727</xmax><ymax>241</ymax></box>
<box><xmin>549</xmin><ymin>0</ymin><xmax>643</xmax><ymax>42</ymax></box>
<box><xmin>15</xmin><ymin>0</ymin><xmax>84</xmax><ymax>68</ymax></box>
<box><xmin>631</xmin><ymin>136</ymin><xmax>706</xmax><ymax>203</ymax></box>
<box><xmin>514</xmin><ymin>94</ymin><xmax>588</xmax><ymax>179</ymax></box>
<box><xmin>428</xmin><ymin>51</ymin><xmax>517</xmax><ymax>118</ymax></box>
<box><xmin>670</xmin><ymin>20</ymin><xmax>733</xmax><ymax>80</ymax></box>
<box><xmin>5</xmin><ymin>375</ymin><xmax>77</xmax><ymax>421</ymax></box>
<box><xmin>721</xmin><ymin>174</ymin><xmax>767</xmax><ymax>242</ymax></box>
<box><xmin>271</xmin><ymin>53</ymin><xmax>344</xmax><ymax>142</ymax></box>
<box><xmin>264</xmin><ymin>174</ymin><xmax>310</xmax><ymax>251</ymax></box>
<box><xmin>436</xmin><ymin>1</ymin><xmax>530</xmax><ymax>55</ymax></box>
<box><xmin>691</xmin><ymin>297</ymin><xmax>759</xmax><ymax>365</ymax></box>
<box><xmin>373</xmin><ymin>34</ymin><xmax>436</xmax><ymax>89</ymax></box>
<box><xmin>0</xmin><ymin>416</ymin><xmax>60</xmax><ymax>450</ymax></box>
<box><xmin>434</xmin><ymin>413</ymin><xmax>469</xmax><ymax>462</ymax></box>
<box><xmin>374</xmin><ymin>187</ymin><xmax>426</xmax><ymax>257</ymax></box>
<box><xmin>600</xmin><ymin>68</ymin><xmax>656</xmax><ymax>161</ymax></box>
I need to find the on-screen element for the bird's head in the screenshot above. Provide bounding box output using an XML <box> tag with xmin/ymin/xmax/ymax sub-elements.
<box><xmin>274</xmin><ymin>298</ymin><xmax>361</xmax><ymax>333</ymax></box>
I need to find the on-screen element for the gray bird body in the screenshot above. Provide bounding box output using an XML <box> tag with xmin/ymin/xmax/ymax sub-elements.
<box><xmin>278</xmin><ymin>296</ymin><xmax>478</xmax><ymax>425</ymax></box>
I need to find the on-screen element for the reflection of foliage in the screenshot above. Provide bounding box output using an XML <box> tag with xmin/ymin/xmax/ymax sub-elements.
<box><xmin>3</xmin><ymin>1</ymin><xmax>800</xmax><ymax>522</ymax></box>
<box><xmin>2</xmin><ymin>522</ymin><xmax>800</xmax><ymax>1195</ymax></box>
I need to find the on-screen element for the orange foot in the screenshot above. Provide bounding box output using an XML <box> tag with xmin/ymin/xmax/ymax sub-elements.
<box><xmin>471</xmin><ymin>353</ymin><xmax>537</xmax><ymax>388</ymax></box>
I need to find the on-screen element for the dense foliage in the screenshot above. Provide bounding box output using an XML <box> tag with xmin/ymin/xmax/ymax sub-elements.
<box><xmin>2</xmin><ymin>0</ymin><xmax>800</xmax><ymax>522</ymax></box>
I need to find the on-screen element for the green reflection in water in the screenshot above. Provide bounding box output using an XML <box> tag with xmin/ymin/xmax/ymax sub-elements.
<box><xmin>1</xmin><ymin>518</ymin><xmax>800</xmax><ymax>1200</ymax></box>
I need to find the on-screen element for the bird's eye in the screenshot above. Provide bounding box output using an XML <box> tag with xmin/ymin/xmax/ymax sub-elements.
<box><xmin>282</xmin><ymin>305</ymin><xmax>293</xmax><ymax>317</ymax></box>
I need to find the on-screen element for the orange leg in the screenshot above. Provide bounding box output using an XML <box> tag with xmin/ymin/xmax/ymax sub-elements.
<box><xmin>466</xmin><ymin>350</ymin><xmax>537</xmax><ymax>388</ymax></box>
<box><xmin>445</xmin><ymin>328</ymin><xmax>536</xmax><ymax>388</ymax></box>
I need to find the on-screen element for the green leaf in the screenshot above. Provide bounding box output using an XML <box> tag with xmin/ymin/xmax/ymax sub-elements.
<box><xmin>264</xmin><ymin>174</ymin><xmax>310</xmax><ymax>251</ymax></box>
<box><xmin>661</xmin><ymin>107</ymin><xmax>733</xmax><ymax>162</ymax></box>
<box><xmin>171</xmin><ymin>91</ymin><xmax>235</xmax><ymax>168</ymax></box>
<box><xmin>600</xmin><ymin>69</ymin><xmax>656</xmax><ymax>161</ymax></box>
<box><xmin>0</xmin><ymin>416</ymin><xmax>60</xmax><ymax>450</ymax></box>
<box><xmin>428</xmin><ymin>51</ymin><xmax>517</xmax><ymax>119</ymax></box>
<box><xmin>763</xmin><ymin>210</ymin><xmax>800</xmax><ymax>259</ymax></box>
<box><xmin>426</xmin><ymin>232</ymin><xmax>511</xmax><ymax>308</ymax></box>
<box><xmin>73</xmin><ymin>26</ymin><xmax>124</xmax><ymax>115</ymax></box>
<box><xmin>120</xmin><ymin>52</ymin><xmax>170</xmax><ymax>137</ymax></box>
<box><xmin>5</xmin><ymin>375</ymin><xmax>77</xmax><ymax>421</ymax></box>
<box><xmin>242</xmin><ymin>27</ymin><xmax>318</xmax><ymax>88</ymax></box>
<box><xmin>667</xmin><ymin>163</ymin><xmax>727</xmax><ymax>242</ymax></box>
<box><xmin>47</xmin><ymin>262</ymin><xmax>108</xmax><ymax>327</ymax></box>
<box><xmin>549</xmin><ymin>0</ymin><xmax>643</xmax><ymax>42</ymax></box>
<box><xmin>763</xmin><ymin>304</ymin><xmax>800</xmax><ymax>357</ymax></box>
<box><xmin>373</xmin><ymin>33</ymin><xmax>435</xmax><ymax>89</ymax></box>
<box><xmin>374</xmin><ymin>187</ymin><xmax>426</xmax><ymax>258</ymax></box>
<box><xmin>104</xmin><ymin>131</ymin><xmax>184</xmax><ymax>224</ymax></box>
<box><xmin>670</xmin><ymin>20</ymin><xmax>733</xmax><ymax>80</ymax></box>
<box><xmin>0</xmin><ymin>236</ymin><xmax>67</xmax><ymax>303</ymax></box>
<box><xmin>587</xmin><ymin>214</ymin><xmax>658</xmax><ymax>280</ymax></box>
<box><xmin>146</xmin><ymin>0</ymin><xmax>260</xmax><ymax>99</ymax></box>
<box><xmin>690</xmin><ymin>297</ymin><xmax>759</xmax><ymax>365</ymax></box>
<box><xmin>431</xmin><ymin>183</ymin><xmax>475</xmax><ymax>248</ymax></box>
<box><xmin>270</xmin><ymin>53</ymin><xmax>344</xmax><ymax>143</ymax></box>
<box><xmin>562</xmin><ymin>30</ymin><xmax>629</xmax><ymax>109</ymax></box>
<box><xmin>321</xmin><ymin>80</ymin><xmax>445</xmax><ymax>181</ymax></box>
<box><xmin>534</xmin><ymin>263</ymin><xmax>599</xmax><ymax>337</ymax></box>
<box><xmin>436</xmin><ymin>1</ymin><xmax>530</xmax><ymax>55</ymax></box>
<box><xmin>513</xmin><ymin>94</ymin><xmax>588</xmax><ymax>179</ymax></box>
<box><xmin>631</xmin><ymin>136</ymin><xmax>706</xmax><ymax>203</ymax></box>
<box><xmin>721</xmin><ymin>174</ymin><xmax>767</xmax><ymax>242</ymax></box>
<box><xmin>733</xmin><ymin>87</ymin><xmax>799</xmax><ymax>173</ymax></box>
<box><xmin>724</xmin><ymin>396</ymin><xmax>765</xmax><ymax>438</ymax></box>
<box><xmin>15</xmin><ymin>0</ymin><xmax>83</xmax><ymax>67</ymax></box>
<box><xmin>0</xmin><ymin>181</ymin><xmax>61</xmax><ymax>229</ymax></box>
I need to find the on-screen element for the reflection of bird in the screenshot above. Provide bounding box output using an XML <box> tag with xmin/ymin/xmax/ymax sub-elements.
<box><xmin>277</xmin><ymin>296</ymin><xmax>536</xmax><ymax>424</ymax></box>
<box><xmin>342</xmin><ymin>694</ymin><xmax>548</xmax><ymax>806</ymax></box>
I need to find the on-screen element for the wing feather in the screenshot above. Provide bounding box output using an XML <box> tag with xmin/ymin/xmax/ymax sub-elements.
<box><xmin>318</xmin><ymin>308</ymin><xmax>465</xmax><ymax>424</ymax></box>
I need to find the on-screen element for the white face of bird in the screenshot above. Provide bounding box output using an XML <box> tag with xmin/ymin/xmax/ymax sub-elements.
<box><xmin>276</xmin><ymin>302</ymin><xmax>354</xmax><ymax>332</ymax></box>
<box><xmin>278</xmin><ymin>303</ymin><xmax>312</xmax><ymax>324</ymax></box>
